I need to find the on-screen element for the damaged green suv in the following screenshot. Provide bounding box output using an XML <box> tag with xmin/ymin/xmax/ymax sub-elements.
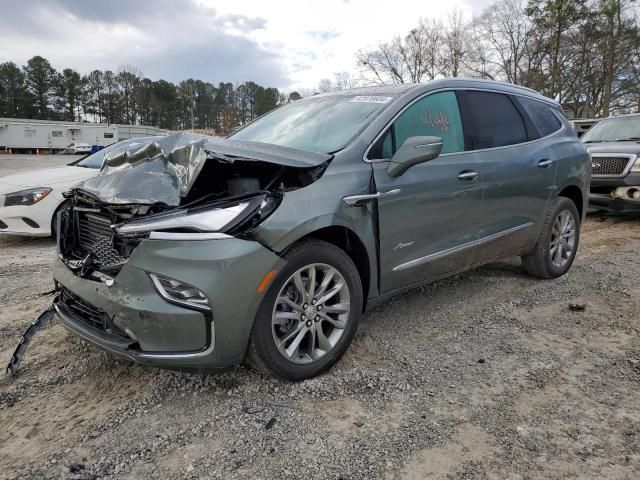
<box><xmin>53</xmin><ymin>79</ymin><xmax>590</xmax><ymax>380</ymax></box>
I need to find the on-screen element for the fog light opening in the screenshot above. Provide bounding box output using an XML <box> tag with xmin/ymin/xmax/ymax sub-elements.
<box><xmin>149</xmin><ymin>273</ymin><xmax>211</xmax><ymax>312</ymax></box>
<box><xmin>22</xmin><ymin>217</ymin><xmax>40</xmax><ymax>229</ymax></box>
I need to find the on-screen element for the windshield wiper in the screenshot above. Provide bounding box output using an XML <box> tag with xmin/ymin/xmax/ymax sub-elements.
<box><xmin>583</xmin><ymin>140</ymin><xmax>604</xmax><ymax>143</ymax></box>
<box><xmin>615</xmin><ymin>137</ymin><xmax>640</xmax><ymax>142</ymax></box>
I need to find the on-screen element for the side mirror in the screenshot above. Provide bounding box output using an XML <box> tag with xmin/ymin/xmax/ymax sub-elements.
<box><xmin>387</xmin><ymin>136</ymin><xmax>443</xmax><ymax>177</ymax></box>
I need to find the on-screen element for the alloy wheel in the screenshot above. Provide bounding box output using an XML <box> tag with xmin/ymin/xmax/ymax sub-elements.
<box><xmin>271</xmin><ymin>263</ymin><xmax>351</xmax><ymax>364</ymax></box>
<box><xmin>549</xmin><ymin>210</ymin><xmax>576</xmax><ymax>268</ymax></box>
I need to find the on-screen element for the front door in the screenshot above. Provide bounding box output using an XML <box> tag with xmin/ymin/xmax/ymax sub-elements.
<box><xmin>369</xmin><ymin>91</ymin><xmax>484</xmax><ymax>293</ymax></box>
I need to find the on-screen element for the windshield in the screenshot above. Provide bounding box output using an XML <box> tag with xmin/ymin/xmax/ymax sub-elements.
<box><xmin>229</xmin><ymin>94</ymin><xmax>394</xmax><ymax>153</ymax></box>
<box><xmin>73</xmin><ymin>145</ymin><xmax>115</xmax><ymax>168</ymax></box>
<box><xmin>582</xmin><ymin>116</ymin><xmax>640</xmax><ymax>143</ymax></box>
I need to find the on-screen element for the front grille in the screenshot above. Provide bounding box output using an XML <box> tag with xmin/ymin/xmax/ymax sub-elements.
<box><xmin>60</xmin><ymin>287</ymin><xmax>107</xmax><ymax>331</ymax></box>
<box><xmin>591</xmin><ymin>156</ymin><xmax>633</xmax><ymax>176</ymax></box>
<box><xmin>76</xmin><ymin>211</ymin><xmax>126</xmax><ymax>267</ymax></box>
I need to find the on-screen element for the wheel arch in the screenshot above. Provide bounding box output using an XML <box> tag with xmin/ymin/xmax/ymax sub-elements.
<box><xmin>557</xmin><ymin>184</ymin><xmax>584</xmax><ymax>220</ymax></box>
<box><xmin>285</xmin><ymin>225</ymin><xmax>372</xmax><ymax>311</ymax></box>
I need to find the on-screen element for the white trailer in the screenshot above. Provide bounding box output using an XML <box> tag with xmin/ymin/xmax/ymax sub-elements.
<box><xmin>0</xmin><ymin>118</ymin><xmax>118</xmax><ymax>152</ymax></box>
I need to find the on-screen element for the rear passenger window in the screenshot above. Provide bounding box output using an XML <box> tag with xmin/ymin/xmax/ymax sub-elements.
<box><xmin>517</xmin><ymin>97</ymin><xmax>562</xmax><ymax>138</ymax></box>
<box><xmin>458</xmin><ymin>91</ymin><xmax>527</xmax><ymax>150</ymax></box>
<box><xmin>368</xmin><ymin>91</ymin><xmax>464</xmax><ymax>159</ymax></box>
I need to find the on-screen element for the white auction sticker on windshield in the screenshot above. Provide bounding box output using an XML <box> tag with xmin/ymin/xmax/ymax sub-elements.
<box><xmin>349</xmin><ymin>96</ymin><xmax>393</xmax><ymax>103</ymax></box>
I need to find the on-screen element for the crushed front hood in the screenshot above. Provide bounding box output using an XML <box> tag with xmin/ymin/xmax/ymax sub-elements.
<box><xmin>75</xmin><ymin>132</ymin><xmax>332</xmax><ymax>206</ymax></box>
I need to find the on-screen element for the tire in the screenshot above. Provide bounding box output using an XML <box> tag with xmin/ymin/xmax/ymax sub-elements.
<box><xmin>521</xmin><ymin>197</ymin><xmax>580</xmax><ymax>279</ymax></box>
<box><xmin>247</xmin><ymin>239</ymin><xmax>363</xmax><ymax>381</ymax></box>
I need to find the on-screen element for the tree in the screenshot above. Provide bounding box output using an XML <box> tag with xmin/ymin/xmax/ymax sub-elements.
<box><xmin>23</xmin><ymin>56</ymin><xmax>57</xmax><ymax>118</ymax></box>
<box><xmin>255</xmin><ymin>86</ymin><xmax>280</xmax><ymax>117</ymax></box>
<box><xmin>116</xmin><ymin>65</ymin><xmax>143</xmax><ymax>124</ymax></box>
<box><xmin>85</xmin><ymin>70</ymin><xmax>104</xmax><ymax>122</ymax></box>
<box><xmin>443</xmin><ymin>8</ymin><xmax>469</xmax><ymax>77</ymax></box>
<box><xmin>56</xmin><ymin>68</ymin><xmax>82</xmax><ymax>121</ymax></box>
<box><xmin>476</xmin><ymin>0</ymin><xmax>533</xmax><ymax>84</ymax></box>
<box><xmin>0</xmin><ymin>62</ymin><xmax>28</xmax><ymax>117</ymax></box>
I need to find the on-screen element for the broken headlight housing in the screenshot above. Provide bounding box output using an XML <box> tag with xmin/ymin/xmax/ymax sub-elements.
<box><xmin>149</xmin><ymin>273</ymin><xmax>210</xmax><ymax>311</ymax></box>
<box><xmin>113</xmin><ymin>194</ymin><xmax>277</xmax><ymax>236</ymax></box>
<box><xmin>1</xmin><ymin>187</ymin><xmax>52</xmax><ymax>207</ymax></box>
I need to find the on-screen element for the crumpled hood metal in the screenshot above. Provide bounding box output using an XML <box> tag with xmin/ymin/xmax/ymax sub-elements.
<box><xmin>76</xmin><ymin>132</ymin><xmax>207</xmax><ymax>206</ymax></box>
<box><xmin>75</xmin><ymin>132</ymin><xmax>332</xmax><ymax>206</ymax></box>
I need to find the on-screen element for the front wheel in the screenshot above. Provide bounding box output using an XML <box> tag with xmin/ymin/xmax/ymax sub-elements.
<box><xmin>247</xmin><ymin>240</ymin><xmax>363</xmax><ymax>381</ymax></box>
<box><xmin>521</xmin><ymin>197</ymin><xmax>580</xmax><ymax>279</ymax></box>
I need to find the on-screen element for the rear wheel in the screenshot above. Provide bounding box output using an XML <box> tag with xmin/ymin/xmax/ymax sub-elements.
<box><xmin>248</xmin><ymin>240</ymin><xmax>362</xmax><ymax>380</ymax></box>
<box><xmin>521</xmin><ymin>197</ymin><xmax>580</xmax><ymax>279</ymax></box>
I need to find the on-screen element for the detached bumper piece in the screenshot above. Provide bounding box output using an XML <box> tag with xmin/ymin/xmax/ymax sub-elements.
<box><xmin>6</xmin><ymin>302</ymin><xmax>57</xmax><ymax>376</ymax></box>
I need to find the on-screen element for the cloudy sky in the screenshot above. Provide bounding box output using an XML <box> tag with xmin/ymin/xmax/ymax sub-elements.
<box><xmin>0</xmin><ymin>0</ymin><xmax>491</xmax><ymax>90</ymax></box>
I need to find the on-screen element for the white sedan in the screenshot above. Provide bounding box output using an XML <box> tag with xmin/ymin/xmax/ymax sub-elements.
<box><xmin>0</xmin><ymin>148</ymin><xmax>108</xmax><ymax>237</ymax></box>
<box><xmin>65</xmin><ymin>142</ymin><xmax>92</xmax><ymax>155</ymax></box>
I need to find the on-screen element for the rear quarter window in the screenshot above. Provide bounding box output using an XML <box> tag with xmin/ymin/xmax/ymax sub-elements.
<box><xmin>517</xmin><ymin>97</ymin><xmax>562</xmax><ymax>138</ymax></box>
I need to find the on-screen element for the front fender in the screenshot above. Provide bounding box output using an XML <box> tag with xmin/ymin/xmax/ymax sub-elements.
<box><xmin>250</xmin><ymin>163</ymin><xmax>379</xmax><ymax>299</ymax></box>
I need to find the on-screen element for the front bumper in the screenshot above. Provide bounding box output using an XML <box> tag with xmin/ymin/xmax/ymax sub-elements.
<box><xmin>0</xmin><ymin>193</ymin><xmax>60</xmax><ymax>236</ymax></box>
<box><xmin>589</xmin><ymin>172</ymin><xmax>640</xmax><ymax>212</ymax></box>
<box><xmin>53</xmin><ymin>236</ymin><xmax>284</xmax><ymax>371</ymax></box>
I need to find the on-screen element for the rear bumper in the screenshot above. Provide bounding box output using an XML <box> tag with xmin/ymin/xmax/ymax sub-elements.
<box><xmin>53</xmin><ymin>236</ymin><xmax>285</xmax><ymax>371</ymax></box>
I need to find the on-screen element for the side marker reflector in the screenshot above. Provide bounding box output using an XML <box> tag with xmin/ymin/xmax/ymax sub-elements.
<box><xmin>257</xmin><ymin>270</ymin><xmax>278</xmax><ymax>293</ymax></box>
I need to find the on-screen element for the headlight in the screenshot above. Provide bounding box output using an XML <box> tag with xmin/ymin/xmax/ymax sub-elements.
<box><xmin>114</xmin><ymin>194</ymin><xmax>277</xmax><ymax>236</ymax></box>
<box><xmin>115</xmin><ymin>202</ymin><xmax>250</xmax><ymax>235</ymax></box>
<box><xmin>149</xmin><ymin>273</ymin><xmax>210</xmax><ymax>311</ymax></box>
<box><xmin>1</xmin><ymin>187</ymin><xmax>52</xmax><ymax>207</ymax></box>
<box><xmin>632</xmin><ymin>156</ymin><xmax>640</xmax><ymax>172</ymax></box>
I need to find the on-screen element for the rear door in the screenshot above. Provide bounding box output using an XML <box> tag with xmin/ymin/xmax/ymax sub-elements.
<box><xmin>456</xmin><ymin>90</ymin><xmax>558</xmax><ymax>261</ymax></box>
<box><xmin>369</xmin><ymin>91</ymin><xmax>484</xmax><ymax>293</ymax></box>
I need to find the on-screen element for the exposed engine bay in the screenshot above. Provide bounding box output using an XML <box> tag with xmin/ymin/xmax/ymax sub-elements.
<box><xmin>57</xmin><ymin>132</ymin><xmax>330</xmax><ymax>280</ymax></box>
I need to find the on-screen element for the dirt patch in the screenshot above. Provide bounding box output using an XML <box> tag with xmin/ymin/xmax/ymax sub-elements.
<box><xmin>401</xmin><ymin>424</ymin><xmax>497</xmax><ymax>480</ymax></box>
<box><xmin>1</xmin><ymin>215</ymin><xmax>640</xmax><ymax>479</ymax></box>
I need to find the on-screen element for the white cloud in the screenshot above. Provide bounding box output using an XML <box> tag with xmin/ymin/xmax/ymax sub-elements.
<box><xmin>208</xmin><ymin>0</ymin><xmax>485</xmax><ymax>89</ymax></box>
<box><xmin>0</xmin><ymin>0</ymin><xmax>489</xmax><ymax>90</ymax></box>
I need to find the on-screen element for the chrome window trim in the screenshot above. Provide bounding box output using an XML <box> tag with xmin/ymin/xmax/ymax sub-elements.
<box><xmin>392</xmin><ymin>222</ymin><xmax>533</xmax><ymax>272</ymax></box>
<box><xmin>364</xmin><ymin>87</ymin><xmax>566</xmax><ymax>163</ymax></box>
<box><xmin>589</xmin><ymin>153</ymin><xmax>637</xmax><ymax>178</ymax></box>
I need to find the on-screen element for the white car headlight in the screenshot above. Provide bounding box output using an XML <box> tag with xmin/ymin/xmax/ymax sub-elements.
<box><xmin>632</xmin><ymin>156</ymin><xmax>640</xmax><ymax>172</ymax></box>
<box><xmin>114</xmin><ymin>202</ymin><xmax>250</xmax><ymax>235</ymax></box>
<box><xmin>0</xmin><ymin>187</ymin><xmax>52</xmax><ymax>207</ymax></box>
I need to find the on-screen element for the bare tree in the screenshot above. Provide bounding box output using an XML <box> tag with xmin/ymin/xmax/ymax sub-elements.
<box><xmin>443</xmin><ymin>8</ymin><xmax>469</xmax><ymax>77</ymax></box>
<box><xmin>476</xmin><ymin>0</ymin><xmax>533</xmax><ymax>84</ymax></box>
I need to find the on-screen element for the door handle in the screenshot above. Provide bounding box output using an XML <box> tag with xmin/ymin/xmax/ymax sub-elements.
<box><xmin>537</xmin><ymin>158</ymin><xmax>553</xmax><ymax>168</ymax></box>
<box><xmin>343</xmin><ymin>189</ymin><xmax>401</xmax><ymax>206</ymax></box>
<box><xmin>457</xmin><ymin>170</ymin><xmax>478</xmax><ymax>181</ymax></box>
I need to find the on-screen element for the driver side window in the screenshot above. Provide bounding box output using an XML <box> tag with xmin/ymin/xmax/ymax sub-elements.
<box><xmin>368</xmin><ymin>91</ymin><xmax>464</xmax><ymax>159</ymax></box>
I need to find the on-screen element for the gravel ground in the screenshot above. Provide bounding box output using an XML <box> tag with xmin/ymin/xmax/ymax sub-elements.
<box><xmin>1</xmin><ymin>155</ymin><xmax>639</xmax><ymax>479</ymax></box>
